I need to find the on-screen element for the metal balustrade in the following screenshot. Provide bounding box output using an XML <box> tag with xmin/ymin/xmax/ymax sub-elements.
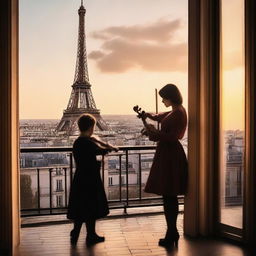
<box><xmin>20</xmin><ymin>146</ymin><xmax>184</xmax><ymax>217</ymax></box>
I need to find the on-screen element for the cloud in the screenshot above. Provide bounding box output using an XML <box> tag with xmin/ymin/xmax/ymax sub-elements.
<box><xmin>88</xmin><ymin>19</ymin><xmax>187</xmax><ymax>73</ymax></box>
<box><xmin>91</xmin><ymin>19</ymin><xmax>181</xmax><ymax>42</ymax></box>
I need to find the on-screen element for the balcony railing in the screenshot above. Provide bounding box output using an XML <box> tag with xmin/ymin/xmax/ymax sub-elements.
<box><xmin>20</xmin><ymin>146</ymin><xmax>184</xmax><ymax>217</ymax></box>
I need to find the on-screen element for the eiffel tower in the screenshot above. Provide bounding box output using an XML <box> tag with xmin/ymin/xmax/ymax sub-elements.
<box><xmin>56</xmin><ymin>0</ymin><xmax>107</xmax><ymax>135</ymax></box>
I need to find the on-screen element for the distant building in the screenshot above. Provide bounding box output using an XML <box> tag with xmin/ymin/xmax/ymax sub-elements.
<box><xmin>224</xmin><ymin>133</ymin><xmax>244</xmax><ymax>206</ymax></box>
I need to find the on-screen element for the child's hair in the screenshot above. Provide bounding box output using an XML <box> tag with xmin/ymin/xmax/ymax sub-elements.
<box><xmin>77</xmin><ymin>114</ymin><xmax>96</xmax><ymax>132</ymax></box>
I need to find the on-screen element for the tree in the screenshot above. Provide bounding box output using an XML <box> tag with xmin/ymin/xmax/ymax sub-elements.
<box><xmin>20</xmin><ymin>174</ymin><xmax>34</xmax><ymax>209</ymax></box>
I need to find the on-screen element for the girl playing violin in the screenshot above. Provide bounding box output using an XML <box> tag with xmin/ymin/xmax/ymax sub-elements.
<box><xmin>136</xmin><ymin>84</ymin><xmax>188</xmax><ymax>248</ymax></box>
<box><xmin>67</xmin><ymin>114</ymin><xmax>118</xmax><ymax>247</ymax></box>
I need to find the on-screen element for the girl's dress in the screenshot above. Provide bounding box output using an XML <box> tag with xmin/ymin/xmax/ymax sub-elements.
<box><xmin>67</xmin><ymin>136</ymin><xmax>109</xmax><ymax>221</ymax></box>
<box><xmin>144</xmin><ymin>106</ymin><xmax>188</xmax><ymax>196</ymax></box>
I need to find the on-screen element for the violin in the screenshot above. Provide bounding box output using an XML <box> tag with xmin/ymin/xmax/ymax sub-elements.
<box><xmin>133</xmin><ymin>105</ymin><xmax>146</xmax><ymax>122</ymax></box>
<box><xmin>133</xmin><ymin>105</ymin><xmax>154</xmax><ymax>136</ymax></box>
<box><xmin>90</xmin><ymin>136</ymin><xmax>119</xmax><ymax>152</ymax></box>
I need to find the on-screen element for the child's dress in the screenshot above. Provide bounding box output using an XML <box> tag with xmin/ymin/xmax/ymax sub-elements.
<box><xmin>67</xmin><ymin>136</ymin><xmax>109</xmax><ymax>221</ymax></box>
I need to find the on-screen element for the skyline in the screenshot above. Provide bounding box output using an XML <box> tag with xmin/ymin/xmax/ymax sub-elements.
<box><xmin>20</xmin><ymin>0</ymin><xmax>244</xmax><ymax>130</ymax></box>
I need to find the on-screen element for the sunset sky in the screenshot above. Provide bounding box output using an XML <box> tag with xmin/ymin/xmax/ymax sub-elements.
<box><xmin>221</xmin><ymin>0</ymin><xmax>244</xmax><ymax>131</ymax></box>
<box><xmin>19</xmin><ymin>0</ymin><xmax>188</xmax><ymax>119</ymax></box>
<box><xmin>20</xmin><ymin>0</ymin><xmax>244</xmax><ymax>130</ymax></box>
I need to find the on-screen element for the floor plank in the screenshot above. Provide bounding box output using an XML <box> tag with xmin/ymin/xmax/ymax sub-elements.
<box><xmin>16</xmin><ymin>214</ymin><xmax>249</xmax><ymax>256</ymax></box>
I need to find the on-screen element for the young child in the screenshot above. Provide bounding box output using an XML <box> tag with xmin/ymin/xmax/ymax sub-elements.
<box><xmin>67</xmin><ymin>114</ymin><xmax>117</xmax><ymax>247</ymax></box>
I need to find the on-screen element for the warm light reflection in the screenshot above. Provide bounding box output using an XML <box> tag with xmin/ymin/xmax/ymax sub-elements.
<box><xmin>221</xmin><ymin>68</ymin><xmax>244</xmax><ymax>130</ymax></box>
<box><xmin>220</xmin><ymin>0</ymin><xmax>244</xmax><ymax>229</ymax></box>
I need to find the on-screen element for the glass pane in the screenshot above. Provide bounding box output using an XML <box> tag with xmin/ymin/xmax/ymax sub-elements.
<box><xmin>220</xmin><ymin>0</ymin><xmax>244</xmax><ymax>229</ymax></box>
<box><xmin>19</xmin><ymin>0</ymin><xmax>188</xmax><ymax>218</ymax></box>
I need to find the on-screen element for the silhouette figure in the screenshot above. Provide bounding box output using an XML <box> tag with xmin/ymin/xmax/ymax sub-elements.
<box><xmin>67</xmin><ymin>114</ymin><xmax>117</xmax><ymax>247</ymax></box>
<box><xmin>141</xmin><ymin>84</ymin><xmax>188</xmax><ymax>248</ymax></box>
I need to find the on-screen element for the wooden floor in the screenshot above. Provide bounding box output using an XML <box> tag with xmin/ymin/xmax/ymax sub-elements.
<box><xmin>16</xmin><ymin>213</ymin><xmax>249</xmax><ymax>256</ymax></box>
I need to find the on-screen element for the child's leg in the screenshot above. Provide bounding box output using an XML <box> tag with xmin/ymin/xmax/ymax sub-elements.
<box><xmin>70</xmin><ymin>220</ymin><xmax>82</xmax><ymax>245</ymax></box>
<box><xmin>85</xmin><ymin>219</ymin><xmax>96</xmax><ymax>236</ymax></box>
<box><xmin>73</xmin><ymin>221</ymin><xmax>83</xmax><ymax>234</ymax></box>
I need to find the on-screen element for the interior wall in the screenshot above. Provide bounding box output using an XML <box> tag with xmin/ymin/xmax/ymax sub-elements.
<box><xmin>184</xmin><ymin>0</ymin><xmax>200</xmax><ymax>236</ymax></box>
<box><xmin>244</xmin><ymin>0</ymin><xmax>256</xmax><ymax>244</ymax></box>
<box><xmin>0</xmin><ymin>0</ymin><xmax>20</xmax><ymax>254</ymax></box>
<box><xmin>187</xmin><ymin>0</ymin><xmax>256</xmax><ymax>242</ymax></box>
<box><xmin>185</xmin><ymin>0</ymin><xmax>219</xmax><ymax>236</ymax></box>
<box><xmin>198</xmin><ymin>0</ymin><xmax>220</xmax><ymax>235</ymax></box>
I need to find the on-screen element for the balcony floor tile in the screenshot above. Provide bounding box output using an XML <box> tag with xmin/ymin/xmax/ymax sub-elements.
<box><xmin>16</xmin><ymin>213</ymin><xmax>248</xmax><ymax>256</ymax></box>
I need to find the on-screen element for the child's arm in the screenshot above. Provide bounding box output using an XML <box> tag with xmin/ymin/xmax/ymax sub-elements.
<box><xmin>90</xmin><ymin>137</ymin><xmax>119</xmax><ymax>155</ymax></box>
<box><xmin>91</xmin><ymin>137</ymin><xmax>119</xmax><ymax>152</ymax></box>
